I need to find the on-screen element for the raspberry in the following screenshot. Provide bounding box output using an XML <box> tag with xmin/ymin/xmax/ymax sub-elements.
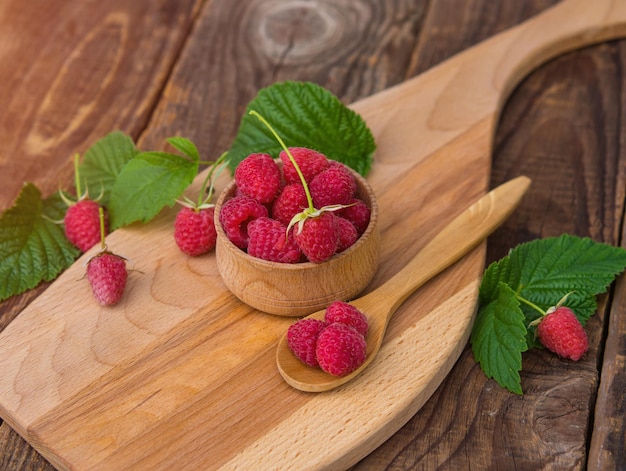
<box><xmin>219</xmin><ymin>196</ymin><xmax>268</xmax><ymax>249</ymax></box>
<box><xmin>247</xmin><ymin>217</ymin><xmax>301</xmax><ymax>263</ymax></box>
<box><xmin>310</xmin><ymin>162</ymin><xmax>357</xmax><ymax>208</ymax></box>
<box><xmin>537</xmin><ymin>306</ymin><xmax>589</xmax><ymax>361</ymax></box>
<box><xmin>235</xmin><ymin>153</ymin><xmax>282</xmax><ymax>204</ymax></box>
<box><xmin>87</xmin><ymin>252</ymin><xmax>128</xmax><ymax>306</ymax></box>
<box><xmin>338</xmin><ymin>198</ymin><xmax>371</xmax><ymax>235</ymax></box>
<box><xmin>271</xmin><ymin>183</ymin><xmax>308</xmax><ymax>226</ymax></box>
<box><xmin>324</xmin><ymin>301</ymin><xmax>368</xmax><ymax>336</ymax></box>
<box><xmin>295</xmin><ymin>212</ymin><xmax>338</xmax><ymax>263</ymax></box>
<box><xmin>280</xmin><ymin>147</ymin><xmax>330</xmax><ymax>184</ymax></box>
<box><xmin>64</xmin><ymin>199</ymin><xmax>107</xmax><ymax>252</ymax></box>
<box><xmin>336</xmin><ymin>216</ymin><xmax>358</xmax><ymax>252</ymax></box>
<box><xmin>174</xmin><ymin>206</ymin><xmax>216</xmax><ymax>256</ymax></box>
<box><xmin>316</xmin><ymin>323</ymin><xmax>367</xmax><ymax>376</ymax></box>
<box><xmin>287</xmin><ymin>318</ymin><xmax>328</xmax><ymax>367</ymax></box>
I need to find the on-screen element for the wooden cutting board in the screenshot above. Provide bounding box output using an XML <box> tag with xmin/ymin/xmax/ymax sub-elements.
<box><xmin>1</xmin><ymin>1</ymin><xmax>625</xmax><ymax>469</ymax></box>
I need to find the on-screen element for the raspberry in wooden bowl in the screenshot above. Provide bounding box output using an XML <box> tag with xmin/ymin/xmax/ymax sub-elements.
<box><xmin>214</xmin><ymin>153</ymin><xmax>380</xmax><ymax>317</ymax></box>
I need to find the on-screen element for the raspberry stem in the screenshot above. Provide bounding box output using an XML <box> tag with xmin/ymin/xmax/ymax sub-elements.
<box><xmin>74</xmin><ymin>153</ymin><xmax>83</xmax><ymax>200</ymax></box>
<box><xmin>196</xmin><ymin>151</ymin><xmax>228</xmax><ymax>208</ymax></box>
<box><xmin>515</xmin><ymin>294</ymin><xmax>546</xmax><ymax>316</ymax></box>
<box><xmin>98</xmin><ymin>207</ymin><xmax>106</xmax><ymax>251</ymax></box>
<box><xmin>248</xmin><ymin>110</ymin><xmax>315</xmax><ymax>212</ymax></box>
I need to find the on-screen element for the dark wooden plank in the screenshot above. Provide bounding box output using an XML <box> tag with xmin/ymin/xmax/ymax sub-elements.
<box><xmin>2</xmin><ymin>0</ymin><xmax>624</xmax><ymax>469</ymax></box>
<box><xmin>353</xmin><ymin>35</ymin><xmax>626</xmax><ymax>471</ymax></box>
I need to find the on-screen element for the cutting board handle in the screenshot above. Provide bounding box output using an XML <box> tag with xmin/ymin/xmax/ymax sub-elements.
<box><xmin>494</xmin><ymin>0</ymin><xmax>626</xmax><ymax>102</ymax></box>
<box><xmin>351</xmin><ymin>0</ymin><xmax>626</xmax><ymax>178</ymax></box>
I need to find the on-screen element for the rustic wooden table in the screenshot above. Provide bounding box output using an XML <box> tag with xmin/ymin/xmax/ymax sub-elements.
<box><xmin>1</xmin><ymin>0</ymin><xmax>624</xmax><ymax>469</ymax></box>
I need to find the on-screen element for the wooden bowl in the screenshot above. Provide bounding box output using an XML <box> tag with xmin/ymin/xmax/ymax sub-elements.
<box><xmin>214</xmin><ymin>166</ymin><xmax>380</xmax><ymax>316</ymax></box>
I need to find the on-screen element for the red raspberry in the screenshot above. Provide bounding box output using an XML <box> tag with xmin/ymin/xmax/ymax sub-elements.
<box><xmin>310</xmin><ymin>163</ymin><xmax>357</xmax><ymax>208</ymax></box>
<box><xmin>287</xmin><ymin>318</ymin><xmax>328</xmax><ymax>367</ymax></box>
<box><xmin>338</xmin><ymin>198</ymin><xmax>371</xmax><ymax>235</ymax></box>
<box><xmin>219</xmin><ymin>196</ymin><xmax>268</xmax><ymax>249</ymax></box>
<box><xmin>280</xmin><ymin>147</ymin><xmax>330</xmax><ymax>185</ymax></box>
<box><xmin>324</xmin><ymin>301</ymin><xmax>368</xmax><ymax>336</ymax></box>
<box><xmin>271</xmin><ymin>183</ymin><xmax>308</xmax><ymax>226</ymax></box>
<box><xmin>64</xmin><ymin>199</ymin><xmax>107</xmax><ymax>252</ymax></box>
<box><xmin>87</xmin><ymin>252</ymin><xmax>128</xmax><ymax>306</ymax></box>
<box><xmin>174</xmin><ymin>206</ymin><xmax>216</xmax><ymax>256</ymax></box>
<box><xmin>316</xmin><ymin>323</ymin><xmax>367</xmax><ymax>376</ymax></box>
<box><xmin>295</xmin><ymin>212</ymin><xmax>338</xmax><ymax>263</ymax></box>
<box><xmin>336</xmin><ymin>216</ymin><xmax>358</xmax><ymax>252</ymax></box>
<box><xmin>247</xmin><ymin>217</ymin><xmax>301</xmax><ymax>263</ymax></box>
<box><xmin>235</xmin><ymin>153</ymin><xmax>282</xmax><ymax>204</ymax></box>
<box><xmin>537</xmin><ymin>306</ymin><xmax>589</xmax><ymax>361</ymax></box>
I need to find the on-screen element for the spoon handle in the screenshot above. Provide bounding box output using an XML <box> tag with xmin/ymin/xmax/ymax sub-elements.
<box><xmin>360</xmin><ymin>176</ymin><xmax>531</xmax><ymax>315</ymax></box>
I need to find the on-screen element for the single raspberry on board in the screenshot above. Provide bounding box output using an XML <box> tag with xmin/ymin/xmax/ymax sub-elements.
<box><xmin>310</xmin><ymin>162</ymin><xmax>357</xmax><ymax>208</ymax></box>
<box><xmin>174</xmin><ymin>206</ymin><xmax>217</xmax><ymax>256</ymax></box>
<box><xmin>64</xmin><ymin>199</ymin><xmax>107</xmax><ymax>252</ymax></box>
<box><xmin>247</xmin><ymin>217</ymin><xmax>301</xmax><ymax>263</ymax></box>
<box><xmin>287</xmin><ymin>318</ymin><xmax>328</xmax><ymax>367</ymax></box>
<box><xmin>280</xmin><ymin>147</ymin><xmax>330</xmax><ymax>185</ymax></box>
<box><xmin>537</xmin><ymin>306</ymin><xmax>588</xmax><ymax>361</ymax></box>
<box><xmin>235</xmin><ymin>153</ymin><xmax>282</xmax><ymax>204</ymax></box>
<box><xmin>294</xmin><ymin>212</ymin><xmax>338</xmax><ymax>263</ymax></box>
<box><xmin>335</xmin><ymin>216</ymin><xmax>358</xmax><ymax>252</ymax></box>
<box><xmin>219</xmin><ymin>196</ymin><xmax>268</xmax><ymax>249</ymax></box>
<box><xmin>324</xmin><ymin>301</ymin><xmax>368</xmax><ymax>336</ymax></box>
<box><xmin>271</xmin><ymin>183</ymin><xmax>308</xmax><ymax>226</ymax></box>
<box><xmin>316</xmin><ymin>322</ymin><xmax>367</xmax><ymax>376</ymax></box>
<box><xmin>87</xmin><ymin>252</ymin><xmax>128</xmax><ymax>306</ymax></box>
<box><xmin>338</xmin><ymin>198</ymin><xmax>371</xmax><ymax>235</ymax></box>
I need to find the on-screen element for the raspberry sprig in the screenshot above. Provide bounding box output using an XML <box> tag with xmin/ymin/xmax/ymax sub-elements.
<box><xmin>174</xmin><ymin>152</ymin><xmax>228</xmax><ymax>256</ymax></box>
<box><xmin>248</xmin><ymin>110</ymin><xmax>358</xmax><ymax>263</ymax></box>
<box><xmin>57</xmin><ymin>154</ymin><xmax>108</xmax><ymax>253</ymax></box>
<box><xmin>249</xmin><ymin>111</ymin><xmax>350</xmax><ymax>231</ymax></box>
<box><xmin>85</xmin><ymin>208</ymin><xmax>128</xmax><ymax>306</ymax></box>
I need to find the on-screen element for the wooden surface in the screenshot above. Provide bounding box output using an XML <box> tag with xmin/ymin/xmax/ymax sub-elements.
<box><xmin>0</xmin><ymin>0</ymin><xmax>624</xmax><ymax>469</ymax></box>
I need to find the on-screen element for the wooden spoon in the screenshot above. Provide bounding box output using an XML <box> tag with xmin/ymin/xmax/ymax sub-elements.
<box><xmin>276</xmin><ymin>175</ymin><xmax>531</xmax><ymax>392</ymax></box>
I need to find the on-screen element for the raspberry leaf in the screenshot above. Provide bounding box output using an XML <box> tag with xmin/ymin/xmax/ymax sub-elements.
<box><xmin>79</xmin><ymin>131</ymin><xmax>139</xmax><ymax>206</ymax></box>
<box><xmin>483</xmin><ymin>235</ymin><xmax>626</xmax><ymax>322</ymax></box>
<box><xmin>470</xmin><ymin>282</ymin><xmax>527</xmax><ymax>395</ymax></box>
<box><xmin>473</xmin><ymin>234</ymin><xmax>626</xmax><ymax>394</ymax></box>
<box><xmin>0</xmin><ymin>183</ymin><xmax>80</xmax><ymax>301</ymax></box>
<box><xmin>228</xmin><ymin>81</ymin><xmax>375</xmax><ymax>176</ymax></box>
<box><xmin>108</xmin><ymin>151</ymin><xmax>199</xmax><ymax>229</ymax></box>
<box><xmin>166</xmin><ymin>136</ymin><xmax>200</xmax><ymax>162</ymax></box>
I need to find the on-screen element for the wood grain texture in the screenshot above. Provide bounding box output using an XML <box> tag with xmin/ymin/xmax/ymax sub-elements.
<box><xmin>353</xmin><ymin>22</ymin><xmax>626</xmax><ymax>471</ymax></box>
<box><xmin>1</xmin><ymin>0</ymin><xmax>626</xmax><ymax>469</ymax></box>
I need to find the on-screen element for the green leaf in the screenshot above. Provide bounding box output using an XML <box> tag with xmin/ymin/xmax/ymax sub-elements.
<box><xmin>471</xmin><ymin>282</ymin><xmax>528</xmax><ymax>395</ymax></box>
<box><xmin>79</xmin><ymin>131</ymin><xmax>138</xmax><ymax>206</ymax></box>
<box><xmin>0</xmin><ymin>183</ymin><xmax>79</xmax><ymax>301</ymax></box>
<box><xmin>227</xmin><ymin>81</ymin><xmax>376</xmax><ymax>176</ymax></box>
<box><xmin>167</xmin><ymin>136</ymin><xmax>200</xmax><ymax>162</ymax></box>
<box><xmin>108</xmin><ymin>151</ymin><xmax>199</xmax><ymax>229</ymax></box>
<box><xmin>487</xmin><ymin>234</ymin><xmax>626</xmax><ymax>323</ymax></box>
<box><xmin>473</xmin><ymin>234</ymin><xmax>626</xmax><ymax>391</ymax></box>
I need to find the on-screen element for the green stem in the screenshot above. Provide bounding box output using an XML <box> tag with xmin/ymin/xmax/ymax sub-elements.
<box><xmin>197</xmin><ymin>152</ymin><xmax>228</xmax><ymax>207</ymax></box>
<box><xmin>248</xmin><ymin>110</ymin><xmax>315</xmax><ymax>211</ymax></box>
<box><xmin>515</xmin><ymin>293</ymin><xmax>546</xmax><ymax>316</ymax></box>
<box><xmin>99</xmin><ymin>207</ymin><xmax>106</xmax><ymax>251</ymax></box>
<box><xmin>74</xmin><ymin>154</ymin><xmax>82</xmax><ymax>199</ymax></box>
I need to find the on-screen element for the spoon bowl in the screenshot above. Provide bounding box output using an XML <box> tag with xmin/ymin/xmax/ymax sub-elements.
<box><xmin>276</xmin><ymin>176</ymin><xmax>531</xmax><ymax>392</ymax></box>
